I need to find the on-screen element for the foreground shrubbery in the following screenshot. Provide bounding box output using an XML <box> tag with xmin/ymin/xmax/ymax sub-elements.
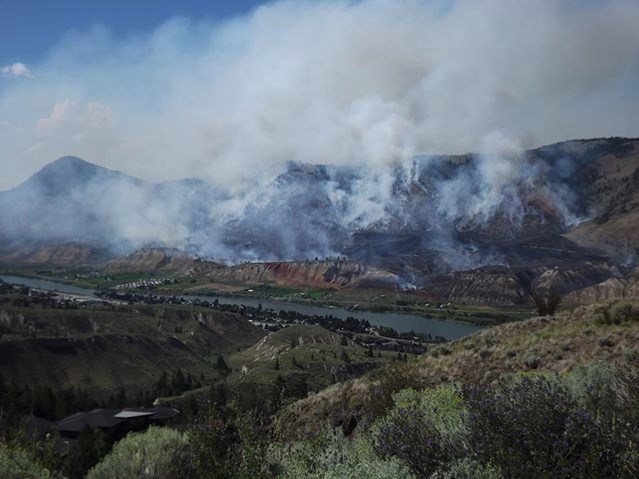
<box><xmin>0</xmin><ymin>442</ymin><xmax>51</xmax><ymax>479</ymax></box>
<box><xmin>278</xmin><ymin>362</ymin><xmax>639</xmax><ymax>479</ymax></box>
<box><xmin>86</xmin><ymin>427</ymin><xmax>195</xmax><ymax>479</ymax></box>
<box><xmin>597</xmin><ymin>300</ymin><xmax>639</xmax><ymax>324</ymax></box>
<box><xmin>5</xmin><ymin>361</ymin><xmax>637</xmax><ymax>479</ymax></box>
<box><xmin>274</xmin><ymin>432</ymin><xmax>414</xmax><ymax>479</ymax></box>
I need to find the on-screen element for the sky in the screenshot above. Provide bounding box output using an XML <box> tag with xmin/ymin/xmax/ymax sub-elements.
<box><xmin>0</xmin><ymin>0</ymin><xmax>265</xmax><ymax>64</ymax></box>
<box><xmin>1</xmin><ymin>0</ymin><xmax>638</xmax><ymax>191</ymax></box>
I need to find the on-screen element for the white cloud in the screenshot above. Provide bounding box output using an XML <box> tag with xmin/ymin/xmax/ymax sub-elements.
<box><xmin>1</xmin><ymin>62</ymin><xmax>33</xmax><ymax>78</ymax></box>
<box><xmin>36</xmin><ymin>100</ymin><xmax>76</xmax><ymax>133</ymax></box>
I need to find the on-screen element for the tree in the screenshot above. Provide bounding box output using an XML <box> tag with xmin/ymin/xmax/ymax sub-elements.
<box><xmin>216</xmin><ymin>356</ymin><xmax>230</xmax><ymax>376</ymax></box>
<box><xmin>341</xmin><ymin>350</ymin><xmax>351</xmax><ymax>364</ymax></box>
<box><xmin>532</xmin><ymin>272</ymin><xmax>562</xmax><ymax>316</ymax></box>
<box><xmin>190</xmin><ymin>407</ymin><xmax>274</xmax><ymax>479</ymax></box>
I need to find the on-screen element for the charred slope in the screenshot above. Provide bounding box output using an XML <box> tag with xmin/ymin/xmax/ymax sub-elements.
<box><xmin>420</xmin><ymin>262</ymin><xmax>614</xmax><ymax>306</ymax></box>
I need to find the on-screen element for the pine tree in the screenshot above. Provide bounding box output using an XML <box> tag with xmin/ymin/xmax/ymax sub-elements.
<box><xmin>341</xmin><ymin>349</ymin><xmax>351</xmax><ymax>364</ymax></box>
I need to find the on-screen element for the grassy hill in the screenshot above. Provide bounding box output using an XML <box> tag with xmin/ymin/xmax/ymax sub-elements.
<box><xmin>0</xmin><ymin>294</ymin><xmax>265</xmax><ymax>396</ymax></box>
<box><xmin>222</xmin><ymin>324</ymin><xmax>398</xmax><ymax>413</ymax></box>
<box><xmin>279</xmin><ymin>299</ymin><xmax>639</xmax><ymax>437</ymax></box>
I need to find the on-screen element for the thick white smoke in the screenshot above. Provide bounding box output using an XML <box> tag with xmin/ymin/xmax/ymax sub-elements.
<box><xmin>1</xmin><ymin>0</ymin><xmax>638</xmax><ymax>190</ymax></box>
<box><xmin>0</xmin><ymin>0</ymin><xmax>638</xmax><ymax>263</ymax></box>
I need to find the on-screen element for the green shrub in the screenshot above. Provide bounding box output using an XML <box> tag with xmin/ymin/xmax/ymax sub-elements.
<box><xmin>391</xmin><ymin>385</ymin><xmax>468</xmax><ymax>446</ymax></box>
<box><xmin>0</xmin><ymin>442</ymin><xmax>50</xmax><ymax>479</ymax></box>
<box><xmin>370</xmin><ymin>366</ymin><xmax>639</xmax><ymax>478</ymax></box>
<box><xmin>463</xmin><ymin>373</ymin><xmax>631</xmax><ymax>478</ymax></box>
<box><xmin>596</xmin><ymin>301</ymin><xmax>639</xmax><ymax>324</ymax></box>
<box><xmin>363</xmin><ymin>362</ymin><xmax>417</xmax><ymax>419</ymax></box>
<box><xmin>274</xmin><ymin>431</ymin><xmax>414</xmax><ymax>479</ymax></box>
<box><xmin>87</xmin><ymin>427</ymin><xmax>195</xmax><ymax>479</ymax></box>
<box><xmin>434</xmin><ymin>458</ymin><xmax>501</xmax><ymax>479</ymax></box>
<box><xmin>191</xmin><ymin>407</ymin><xmax>274</xmax><ymax>479</ymax></box>
<box><xmin>371</xmin><ymin>384</ymin><xmax>469</xmax><ymax>477</ymax></box>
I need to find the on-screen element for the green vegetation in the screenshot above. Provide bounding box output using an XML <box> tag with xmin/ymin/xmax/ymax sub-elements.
<box><xmin>596</xmin><ymin>300</ymin><xmax>639</xmax><ymax>324</ymax></box>
<box><xmin>273</xmin><ymin>432</ymin><xmax>414</xmax><ymax>479</ymax></box>
<box><xmin>4</xmin><ymin>274</ymin><xmax>639</xmax><ymax>478</ymax></box>
<box><xmin>0</xmin><ymin>442</ymin><xmax>51</xmax><ymax>479</ymax></box>
<box><xmin>87</xmin><ymin>427</ymin><xmax>195</xmax><ymax>479</ymax></box>
<box><xmin>226</xmin><ymin>324</ymin><xmax>398</xmax><ymax>404</ymax></box>
<box><xmin>43</xmin><ymin>361</ymin><xmax>636</xmax><ymax>479</ymax></box>
<box><xmin>273</xmin><ymin>362</ymin><xmax>639</xmax><ymax>478</ymax></box>
<box><xmin>0</xmin><ymin>289</ymin><xmax>265</xmax><ymax>393</ymax></box>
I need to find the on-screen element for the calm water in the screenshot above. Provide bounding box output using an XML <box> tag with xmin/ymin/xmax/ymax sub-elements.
<box><xmin>0</xmin><ymin>274</ymin><xmax>483</xmax><ymax>340</ymax></box>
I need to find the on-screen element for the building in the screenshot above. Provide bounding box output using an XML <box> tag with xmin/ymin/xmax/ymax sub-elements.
<box><xmin>27</xmin><ymin>406</ymin><xmax>180</xmax><ymax>439</ymax></box>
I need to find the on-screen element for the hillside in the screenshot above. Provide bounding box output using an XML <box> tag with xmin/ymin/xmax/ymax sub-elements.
<box><xmin>206</xmin><ymin>260</ymin><xmax>399</xmax><ymax>289</ymax></box>
<box><xmin>221</xmin><ymin>324</ymin><xmax>397</xmax><ymax>413</ymax></box>
<box><xmin>0</xmin><ymin>294</ymin><xmax>265</xmax><ymax>396</ymax></box>
<box><xmin>279</xmin><ymin>299</ymin><xmax>639</xmax><ymax>437</ymax></box>
<box><xmin>0</xmin><ymin>243</ymin><xmax>108</xmax><ymax>268</ymax></box>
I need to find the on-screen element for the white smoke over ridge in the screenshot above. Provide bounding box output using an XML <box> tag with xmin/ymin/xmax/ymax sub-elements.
<box><xmin>0</xmin><ymin>0</ymin><xmax>638</xmax><ymax>264</ymax></box>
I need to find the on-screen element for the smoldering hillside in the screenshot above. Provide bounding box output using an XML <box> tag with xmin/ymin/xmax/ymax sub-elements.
<box><xmin>1</xmin><ymin>138</ymin><xmax>638</xmax><ymax>279</ymax></box>
<box><xmin>1</xmin><ymin>1</ymin><xmax>638</xmax><ymax>291</ymax></box>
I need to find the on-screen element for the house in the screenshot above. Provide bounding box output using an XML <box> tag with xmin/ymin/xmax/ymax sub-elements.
<box><xmin>27</xmin><ymin>406</ymin><xmax>180</xmax><ymax>439</ymax></box>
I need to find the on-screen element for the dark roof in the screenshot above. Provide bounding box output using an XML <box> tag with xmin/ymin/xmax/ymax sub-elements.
<box><xmin>55</xmin><ymin>409</ymin><xmax>121</xmax><ymax>433</ymax></box>
<box><xmin>54</xmin><ymin>407</ymin><xmax>179</xmax><ymax>433</ymax></box>
<box><xmin>147</xmin><ymin>407</ymin><xmax>180</xmax><ymax>420</ymax></box>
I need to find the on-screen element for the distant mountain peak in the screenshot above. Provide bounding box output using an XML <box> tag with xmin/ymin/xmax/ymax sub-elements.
<box><xmin>37</xmin><ymin>155</ymin><xmax>108</xmax><ymax>178</ymax></box>
<box><xmin>16</xmin><ymin>156</ymin><xmax>138</xmax><ymax>196</ymax></box>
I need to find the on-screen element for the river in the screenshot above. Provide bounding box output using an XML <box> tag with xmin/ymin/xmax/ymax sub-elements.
<box><xmin>0</xmin><ymin>274</ymin><xmax>483</xmax><ymax>340</ymax></box>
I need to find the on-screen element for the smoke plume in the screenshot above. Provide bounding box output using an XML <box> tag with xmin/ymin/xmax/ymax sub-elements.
<box><xmin>0</xmin><ymin>0</ymin><xmax>638</xmax><ymax>264</ymax></box>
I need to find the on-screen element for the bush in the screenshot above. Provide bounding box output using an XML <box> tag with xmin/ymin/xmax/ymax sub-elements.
<box><xmin>87</xmin><ymin>427</ymin><xmax>195</xmax><ymax>479</ymax></box>
<box><xmin>275</xmin><ymin>431</ymin><xmax>414</xmax><ymax>479</ymax></box>
<box><xmin>463</xmin><ymin>374</ymin><xmax>629</xmax><ymax>478</ymax></box>
<box><xmin>373</xmin><ymin>406</ymin><xmax>446</xmax><ymax>477</ymax></box>
<box><xmin>372</xmin><ymin>385</ymin><xmax>468</xmax><ymax>478</ymax></box>
<box><xmin>434</xmin><ymin>458</ymin><xmax>501</xmax><ymax>479</ymax></box>
<box><xmin>597</xmin><ymin>301</ymin><xmax>639</xmax><ymax>325</ymax></box>
<box><xmin>191</xmin><ymin>407</ymin><xmax>274</xmax><ymax>479</ymax></box>
<box><xmin>390</xmin><ymin>385</ymin><xmax>468</xmax><ymax>451</ymax></box>
<box><xmin>282</xmin><ymin>363</ymin><xmax>639</xmax><ymax>478</ymax></box>
<box><xmin>0</xmin><ymin>442</ymin><xmax>50</xmax><ymax>479</ymax></box>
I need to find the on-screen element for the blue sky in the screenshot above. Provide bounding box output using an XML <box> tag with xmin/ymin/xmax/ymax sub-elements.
<box><xmin>0</xmin><ymin>0</ymin><xmax>266</xmax><ymax>64</ymax></box>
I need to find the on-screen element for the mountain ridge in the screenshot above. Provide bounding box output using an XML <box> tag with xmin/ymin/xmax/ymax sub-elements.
<box><xmin>0</xmin><ymin>137</ymin><xmax>637</xmax><ymax>305</ymax></box>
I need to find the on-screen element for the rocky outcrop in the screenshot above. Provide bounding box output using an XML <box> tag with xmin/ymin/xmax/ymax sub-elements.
<box><xmin>420</xmin><ymin>263</ymin><xmax>615</xmax><ymax>306</ymax></box>
<box><xmin>565</xmin><ymin>272</ymin><xmax>639</xmax><ymax>305</ymax></box>
<box><xmin>105</xmin><ymin>248</ymin><xmax>222</xmax><ymax>275</ymax></box>
<box><xmin>206</xmin><ymin>260</ymin><xmax>399</xmax><ymax>289</ymax></box>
